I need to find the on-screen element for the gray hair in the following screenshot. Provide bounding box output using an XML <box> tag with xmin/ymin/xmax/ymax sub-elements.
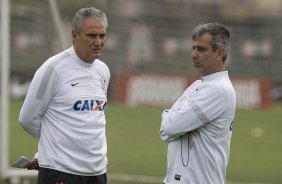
<box><xmin>192</xmin><ymin>23</ymin><xmax>230</xmax><ymax>62</ymax></box>
<box><xmin>72</xmin><ymin>7</ymin><xmax>108</xmax><ymax>32</ymax></box>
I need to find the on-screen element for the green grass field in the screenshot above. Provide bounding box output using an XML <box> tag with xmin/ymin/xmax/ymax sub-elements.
<box><xmin>1</xmin><ymin>100</ymin><xmax>282</xmax><ymax>184</ymax></box>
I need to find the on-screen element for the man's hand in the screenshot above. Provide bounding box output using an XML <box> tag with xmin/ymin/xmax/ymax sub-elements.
<box><xmin>25</xmin><ymin>158</ymin><xmax>39</xmax><ymax>170</ymax></box>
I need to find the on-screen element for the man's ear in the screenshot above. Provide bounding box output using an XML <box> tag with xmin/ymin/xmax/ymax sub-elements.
<box><xmin>72</xmin><ymin>30</ymin><xmax>76</xmax><ymax>39</ymax></box>
<box><xmin>72</xmin><ymin>31</ymin><xmax>78</xmax><ymax>44</ymax></box>
<box><xmin>217</xmin><ymin>47</ymin><xmax>225</xmax><ymax>61</ymax></box>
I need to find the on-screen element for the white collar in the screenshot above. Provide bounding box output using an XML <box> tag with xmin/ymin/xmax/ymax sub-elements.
<box><xmin>201</xmin><ymin>71</ymin><xmax>229</xmax><ymax>82</ymax></box>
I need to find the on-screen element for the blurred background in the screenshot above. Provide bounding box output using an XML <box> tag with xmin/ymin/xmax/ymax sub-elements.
<box><xmin>1</xmin><ymin>0</ymin><xmax>282</xmax><ymax>184</ymax></box>
<box><xmin>6</xmin><ymin>0</ymin><xmax>282</xmax><ymax>104</ymax></box>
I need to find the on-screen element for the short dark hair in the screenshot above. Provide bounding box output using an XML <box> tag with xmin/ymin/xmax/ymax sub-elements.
<box><xmin>192</xmin><ymin>23</ymin><xmax>230</xmax><ymax>62</ymax></box>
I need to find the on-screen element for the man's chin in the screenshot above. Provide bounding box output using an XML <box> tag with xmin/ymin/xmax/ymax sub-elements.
<box><xmin>93</xmin><ymin>52</ymin><xmax>102</xmax><ymax>58</ymax></box>
<box><xmin>89</xmin><ymin>54</ymin><xmax>101</xmax><ymax>60</ymax></box>
<box><xmin>193</xmin><ymin>67</ymin><xmax>202</xmax><ymax>73</ymax></box>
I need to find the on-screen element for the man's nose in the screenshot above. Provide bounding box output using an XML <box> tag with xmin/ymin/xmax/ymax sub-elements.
<box><xmin>94</xmin><ymin>37</ymin><xmax>102</xmax><ymax>45</ymax></box>
<box><xmin>191</xmin><ymin>49</ymin><xmax>198</xmax><ymax>58</ymax></box>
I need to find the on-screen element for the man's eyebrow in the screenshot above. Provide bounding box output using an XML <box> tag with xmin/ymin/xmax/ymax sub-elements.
<box><xmin>192</xmin><ymin>45</ymin><xmax>207</xmax><ymax>49</ymax></box>
<box><xmin>87</xmin><ymin>32</ymin><xmax>106</xmax><ymax>34</ymax></box>
<box><xmin>86</xmin><ymin>32</ymin><xmax>106</xmax><ymax>36</ymax></box>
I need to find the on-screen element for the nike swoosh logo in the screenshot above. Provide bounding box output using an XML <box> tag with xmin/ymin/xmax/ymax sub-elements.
<box><xmin>71</xmin><ymin>82</ymin><xmax>80</xmax><ymax>87</ymax></box>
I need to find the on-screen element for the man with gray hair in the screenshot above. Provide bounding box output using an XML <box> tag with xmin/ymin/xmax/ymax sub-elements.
<box><xmin>160</xmin><ymin>23</ymin><xmax>236</xmax><ymax>183</ymax></box>
<box><xmin>19</xmin><ymin>7</ymin><xmax>109</xmax><ymax>184</ymax></box>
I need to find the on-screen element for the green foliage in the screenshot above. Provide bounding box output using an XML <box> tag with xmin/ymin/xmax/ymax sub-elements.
<box><xmin>1</xmin><ymin>101</ymin><xmax>282</xmax><ymax>183</ymax></box>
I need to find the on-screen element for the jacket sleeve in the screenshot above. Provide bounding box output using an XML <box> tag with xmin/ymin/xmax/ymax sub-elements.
<box><xmin>160</xmin><ymin>86</ymin><xmax>224</xmax><ymax>142</ymax></box>
<box><xmin>19</xmin><ymin>64</ymin><xmax>58</xmax><ymax>139</ymax></box>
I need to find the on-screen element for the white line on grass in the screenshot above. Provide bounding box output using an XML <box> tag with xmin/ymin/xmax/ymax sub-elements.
<box><xmin>109</xmin><ymin>173</ymin><xmax>273</xmax><ymax>184</ymax></box>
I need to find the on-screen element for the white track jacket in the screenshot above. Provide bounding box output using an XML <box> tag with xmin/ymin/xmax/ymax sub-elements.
<box><xmin>19</xmin><ymin>47</ymin><xmax>110</xmax><ymax>176</ymax></box>
<box><xmin>160</xmin><ymin>71</ymin><xmax>236</xmax><ymax>184</ymax></box>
